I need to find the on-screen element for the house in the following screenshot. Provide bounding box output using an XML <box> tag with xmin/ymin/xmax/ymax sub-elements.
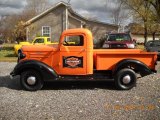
<box><xmin>25</xmin><ymin>1</ymin><xmax>118</xmax><ymax>43</ymax></box>
<box><xmin>132</xmin><ymin>34</ymin><xmax>160</xmax><ymax>43</ymax></box>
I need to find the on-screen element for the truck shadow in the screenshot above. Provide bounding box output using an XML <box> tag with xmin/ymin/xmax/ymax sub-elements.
<box><xmin>0</xmin><ymin>76</ymin><xmax>22</xmax><ymax>90</ymax></box>
<box><xmin>43</xmin><ymin>81</ymin><xmax>116</xmax><ymax>90</ymax></box>
<box><xmin>0</xmin><ymin>76</ymin><xmax>116</xmax><ymax>90</ymax></box>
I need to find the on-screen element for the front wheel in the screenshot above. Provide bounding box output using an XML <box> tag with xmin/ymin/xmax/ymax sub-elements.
<box><xmin>20</xmin><ymin>70</ymin><xmax>43</xmax><ymax>91</ymax></box>
<box><xmin>114</xmin><ymin>68</ymin><xmax>137</xmax><ymax>90</ymax></box>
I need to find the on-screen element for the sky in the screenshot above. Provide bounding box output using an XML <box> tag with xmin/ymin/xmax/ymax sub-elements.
<box><xmin>0</xmin><ymin>0</ymin><xmax>122</xmax><ymax>24</ymax></box>
<box><xmin>0</xmin><ymin>0</ymin><xmax>27</xmax><ymax>16</ymax></box>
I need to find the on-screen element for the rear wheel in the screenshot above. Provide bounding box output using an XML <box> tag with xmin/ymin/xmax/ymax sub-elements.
<box><xmin>20</xmin><ymin>70</ymin><xmax>43</xmax><ymax>91</ymax></box>
<box><xmin>115</xmin><ymin>68</ymin><xmax>137</xmax><ymax>90</ymax></box>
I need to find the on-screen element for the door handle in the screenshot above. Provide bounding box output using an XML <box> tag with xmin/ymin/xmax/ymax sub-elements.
<box><xmin>80</xmin><ymin>48</ymin><xmax>85</xmax><ymax>52</ymax></box>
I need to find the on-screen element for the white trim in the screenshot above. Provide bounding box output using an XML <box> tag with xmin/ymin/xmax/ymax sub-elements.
<box><xmin>81</xmin><ymin>22</ymin><xmax>83</xmax><ymax>28</ymax></box>
<box><xmin>66</xmin><ymin>7</ymin><xmax>68</xmax><ymax>30</ymax></box>
<box><xmin>26</xmin><ymin>27</ymin><xmax>29</xmax><ymax>41</ymax></box>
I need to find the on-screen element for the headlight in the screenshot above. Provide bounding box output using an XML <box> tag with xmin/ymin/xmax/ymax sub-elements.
<box><xmin>127</xmin><ymin>44</ymin><xmax>135</xmax><ymax>48</ymax></box>
<box><xmin>102</xmin><ymin>44</ymin><xmax>110</xmax><ymax>48</ymax></box>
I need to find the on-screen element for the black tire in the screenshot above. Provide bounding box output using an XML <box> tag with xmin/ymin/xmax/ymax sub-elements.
<box><xmin>114</xmin><ymin>68</ymin><xmax>137</xmax><ymax>90</ymax></box>
<box><xmin>20</xmin><ymin>70</ymin><xmax>43</xmax><ymax>91</ymax></box>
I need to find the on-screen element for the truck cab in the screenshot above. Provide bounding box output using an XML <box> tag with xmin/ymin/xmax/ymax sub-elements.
<box><xmin>11</xmin><ymin>28</ymin><xmax>157</xmax><ymax>91</ymax></box>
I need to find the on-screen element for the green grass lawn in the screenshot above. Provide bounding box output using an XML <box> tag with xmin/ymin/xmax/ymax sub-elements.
<box><xmin>136</xmin><ymin>45</ymin><xmax>145</xmax><ymax>50</ymax></box>
<box><xmin>0</xmin><ymin>44</ymin><xmax>17</xmax><ymax>62</ymax></box>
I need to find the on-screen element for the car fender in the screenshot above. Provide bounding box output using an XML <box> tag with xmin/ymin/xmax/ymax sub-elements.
<box><xmin>113</xmin><ymin>59</ymin><xmax>153</xmax><ymax>77</ymax></box>
<box><xmin>11</xmin><ymin>60</ymin><xmax>58</xmax><ymax>81</ymax></box>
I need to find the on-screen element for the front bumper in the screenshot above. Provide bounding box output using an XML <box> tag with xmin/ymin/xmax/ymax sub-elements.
<box><xmin>152</xmin><ymin>70</ymin><xmax>157</xmax><ymax>74</ymax></box>
<box><xmin>10</xmin><ymin>71</ymin><xmax>15</xmax><ymax>79</ymax></box>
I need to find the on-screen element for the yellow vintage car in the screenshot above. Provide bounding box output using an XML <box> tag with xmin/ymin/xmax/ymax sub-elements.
<box><xmin>14</xmin><ymin>37</ymin><xmax>58</xmax><ymax>55</ymax></box>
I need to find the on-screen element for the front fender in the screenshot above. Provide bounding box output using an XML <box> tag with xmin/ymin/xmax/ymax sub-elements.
<box><xmin>10</xmin><ymin>60</ymin><xmax>58</xmax><ymax>81</ymax></box>
<box><xmin>113</xmin><ymin>59</ymin><xmax>154</xmax><ymax>77</ymax></box>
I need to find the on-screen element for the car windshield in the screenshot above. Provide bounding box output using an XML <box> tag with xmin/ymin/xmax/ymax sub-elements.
<box><xmin>147</xmin><ymin>41</ymin><xmax>160</xmax><ymax>47</ymax></box>
<box><xmin>108</xmin><ymin>34</ymin><xmax>131</xmax><ymax>41</ymax></box>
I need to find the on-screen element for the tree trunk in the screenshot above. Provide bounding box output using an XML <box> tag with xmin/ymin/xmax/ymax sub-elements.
<box><xmin>152</xmin><ymin>32</ymin><xmax>156</xmax><ymax>40</ymax></box>
<box><xmin>144</xmin><ymin>20</ymin><xmax>148</xmax><ymax>44</ymax></box>
<box><xmin>144</xmin><ymin>27</ymin><xmax>148</xmax><ymax>44</ymax></box>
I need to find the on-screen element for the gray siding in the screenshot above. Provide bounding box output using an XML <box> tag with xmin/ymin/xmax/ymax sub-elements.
<box><xmin>68</xmin><ymin>16</ymin><xmax>81</xmax><ymax>29</ymax></box>
<box><xmin>86</xmin><ymin>21</ymin><xmax>117</xmax><ymax>41</ymax></box>
<box><xmin>27</xmin><ymin>5</ymin><xmax>66</xmax><ymax>42</ymax></box>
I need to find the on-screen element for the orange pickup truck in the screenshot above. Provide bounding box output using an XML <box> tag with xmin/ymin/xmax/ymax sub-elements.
<box><xmin>10</xmin><ymin>28</ymin><xmax>157</xmax><ymax>91</ymax></box>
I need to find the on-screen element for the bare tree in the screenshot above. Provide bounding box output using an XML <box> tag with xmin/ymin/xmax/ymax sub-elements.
<box><xmin>0</xmin><ymin>0</ymin><xmax>50</xmax><ymax>43</ymax></box>
<box><xmin>24</xmin><ymin>0</ymin><xmax>50</xmax><ymax>18</ymax></box>
<box><xmin>106</xmin><ymin>0</ymin><xmax>130</xmax><ymax>32</ymax></box>
<box><xmin>0</xmin><ymin>15</ymin><xmax>21</xmax><ymax>43</ymax></box>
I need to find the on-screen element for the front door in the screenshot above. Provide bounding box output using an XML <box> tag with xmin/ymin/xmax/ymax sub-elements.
<box><xmin>59</xmin><ymin>34</ymin><xmax>87</xmax><ymax>75</ymax></box>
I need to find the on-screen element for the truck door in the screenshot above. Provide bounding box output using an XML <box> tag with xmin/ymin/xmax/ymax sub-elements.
<box><xmin>59</xmin><ymin>34</ymin><xmax>87</xmax><ymax>75</ymax></box>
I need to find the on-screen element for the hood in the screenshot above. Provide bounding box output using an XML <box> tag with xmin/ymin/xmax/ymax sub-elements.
<box><xmin>19</xmin><ymin>42</ymin><xmax>31</xmax><ymax>45</ymax></box>
<box><xmin>22</xmin><ymin>44</ymin><xmax>58</xmax><ymax>52</ymax></box>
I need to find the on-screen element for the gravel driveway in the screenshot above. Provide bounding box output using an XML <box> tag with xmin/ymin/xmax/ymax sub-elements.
<box><xmin>0</xmin><ymin>62</ymin><xmax>160</xmax><ymax>120</ymax></box>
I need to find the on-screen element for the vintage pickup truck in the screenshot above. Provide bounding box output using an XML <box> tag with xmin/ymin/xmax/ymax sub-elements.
<box><xmin>10</xmin><ymin>28</ymin><xmax>157</xmax><ymax>91</ymax></box>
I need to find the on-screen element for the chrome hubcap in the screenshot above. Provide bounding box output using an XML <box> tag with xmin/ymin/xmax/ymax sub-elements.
<box><xmin>122</xmin><ymin>75</ymin><xmax>131</xmax><ymax>84</ymax></box>
<box><xmin>27</xmin><ymin>76</ymin><xmax>36</xmax><ymax>85</ymax></box>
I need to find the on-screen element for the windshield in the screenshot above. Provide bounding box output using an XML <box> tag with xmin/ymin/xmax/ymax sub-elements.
<box><xmin>108</xmin><ymin>34</ymin><xmax>131</xmax><ymax>41</ymax></box>
<box><xmin>147</xmin><ymin>41</ymin><xmax>160</xmax><ymax>47</ymax></box>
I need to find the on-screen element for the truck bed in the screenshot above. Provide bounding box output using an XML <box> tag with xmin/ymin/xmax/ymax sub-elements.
<box><xmin>93</xmin><ymin>49</ymin><xmax>157</xmax><ymax>70</ymax></box>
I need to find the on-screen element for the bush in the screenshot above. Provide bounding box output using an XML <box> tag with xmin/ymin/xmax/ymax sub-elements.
<box><xmin>0</xmin><ymin>44</ymin><xmax>17</xmax><ymax>58</ymax></box>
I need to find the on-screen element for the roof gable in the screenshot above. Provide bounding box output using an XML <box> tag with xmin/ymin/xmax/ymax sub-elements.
<box><xmin>25</xmin><ymin>1</ymin><xmax>118</xmax><ymax>28</ymax></box>
<box><xmin>25</xmin><ymin>1</ymin><xmax>68</xmax><ymax>25</ymax></box>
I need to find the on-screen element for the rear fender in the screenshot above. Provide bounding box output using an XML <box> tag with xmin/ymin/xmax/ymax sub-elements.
<box><xmin>12</xmin><ymin>60</ymin><xmax>58</xmax><ymax>81</ymax></box>
<box><xmin>113</xmin><ymin>59</ymin><xmax>153</xmax><ymax>77</ymax></box>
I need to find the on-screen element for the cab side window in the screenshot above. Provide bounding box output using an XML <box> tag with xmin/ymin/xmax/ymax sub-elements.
<box><xmin>63</xmin><ymin>35</ymin><xmax>84</xmax><ymax>46</ymax></box>
<box><xmin>47</xmin><ymin>38</ymin><xmax>51</xmax><ymax>42</ymax></box>
<box><xmin>34</xmin><ymin>39</ymin><xmax>44</xmax><ymax>43</ymax></box>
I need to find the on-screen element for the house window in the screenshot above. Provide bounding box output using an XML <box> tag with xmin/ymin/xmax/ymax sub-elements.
<box><xmin>42</xmin><ymin>26</ymin><xmax>51</xmax><ymax>37</ymax></box>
